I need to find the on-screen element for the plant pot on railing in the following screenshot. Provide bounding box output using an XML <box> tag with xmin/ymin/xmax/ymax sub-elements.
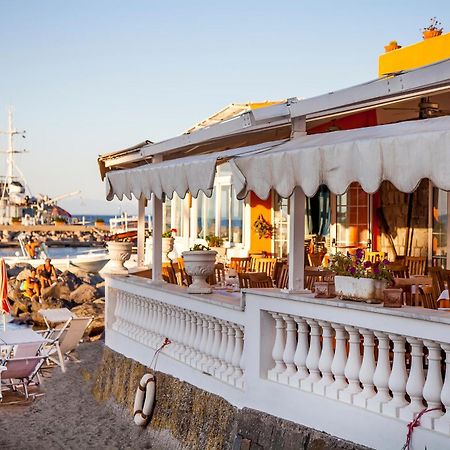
<box><xmin>335</xmin><ymin>275</ymin><xmax>376</xmax><ymax>302</ymax></box>
<box><xmin>162</xmin><ymin>237</ymin><xmax>174</xmax><ymax>263</ymax></box>
<box><xmin>104</xmin><ymin>241</ymin><xmax>133</xmax><ymax>274</ymax></box>
<box><xmin>182</xmin><ymin>249</ymin><xmax>217</xmax><ymax>294</ymax></box>
<box><xmin>383</xmin><ymin>288</ymin><xmax>404</xmax><ymax>308</ymax></box>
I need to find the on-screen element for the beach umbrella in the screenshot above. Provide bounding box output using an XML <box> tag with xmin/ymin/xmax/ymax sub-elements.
<box><xmin>0</xmin><ymin>258</ymin><xmax>10</xmax><ymax>331</ymax></box>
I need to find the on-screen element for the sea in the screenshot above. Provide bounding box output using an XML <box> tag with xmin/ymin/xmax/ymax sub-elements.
<box><xmin>71</xmin><ymin>214</ymin><xmax>116</xmax><ymax>225</ymax></box>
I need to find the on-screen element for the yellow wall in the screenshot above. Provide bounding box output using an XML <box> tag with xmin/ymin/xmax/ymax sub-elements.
<box><xmin>249</xmin><ymin>192</ymin><xmax>273</xmax><ymax>254</ymax></box>
<box><xmin>379</xmin><ymin>33</ymin><xmax>450</xmax><ymax>77</ymax></box>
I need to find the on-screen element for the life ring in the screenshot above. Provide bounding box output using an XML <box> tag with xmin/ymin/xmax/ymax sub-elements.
<box><xmin>133</xmin><ymin>373</ymin><xmax>156</xmax><ymax>426</ymax></box>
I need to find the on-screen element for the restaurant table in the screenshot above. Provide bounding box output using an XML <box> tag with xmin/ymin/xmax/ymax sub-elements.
<box><xmin>437</xmin><ymin>290</ymin><xmax>450</xmax><ymax>310</ymax></box>
<box><xmin>393</xmin><ymin>275</ymin><xmax>432</xmax><ymax>306</ymax></box>
<box><xmin>0</xmin><ymin>328</ymin><xmax>48</xmax><ymax>360</ymax></box>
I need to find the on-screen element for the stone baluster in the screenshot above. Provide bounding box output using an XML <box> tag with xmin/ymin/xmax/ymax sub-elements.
<box><xmin>367</xmin><ymin>332</ymin><xmax>392</xmax><ymax>412</ymax></box>
<box><xmin>327</xmin><ymin>323</ymin><xmax>348</xmax><ymax>400</ymax></box>
<box><xmin>200</xmin><ymin>318</ymin><xmax>215</xmax><ymax>372</ymax></box>
<box><xmin>122</xmin><ymin>294</ymin><xmax>132</xmax><ymax>337</ymax></box>
<box><xmin>278</xmin><ymin>315</ymin><xmax>297</xmax><ymax>385</ymax></box>
<box><xmin>289</xmin><ymin>317</ymin><xmax>310</xmax><ymax>388</ymax></box>
<box><xmin>136</xmin><ymin>297</ymin><xmax>146</xmax><ymax>342</ymax></box>
<box><xmin>314</xmin><ymin>321</ymin><xmax>335</xmax><ymax>395</ymax></box>
<box><xmin>174</xmin><ymin>309</ymin><xmax>186</xmax><ymax>359</ymax></box>
<box><xmin>268</xmin><ymin>313</ymin><xmax>286</xmax><ymax>382</ymax></box>
<box><xmin>210</xmin><ymin>321</ymin><xmax>223</xmax><ymax>374</ymax></box>
<box><xmin>216</xmin><ymin>321</ymin><xmax>229</xmax><ymax>378</ymax></box>
<box><xmin>158</xmin><ymin>304</ymin><xmax>169</xmax><ymax>345</ymax></box>
<box><xmin>222</xmin><ymin>323</ymin><xmax>236</xmax><ymax>382</ymax></box>
<box><xmin>179</xmin><ymin>310</ymin><xmax>192</xmax><ymax>362</ymax></box>
<box><xmin>421</xmin><ymin>340</ymin><xmax>444</xmax><ymax>429</ymax></box>
<box><xmin>435</xmin><ymin>343</ymin><xmax>450</xmax><ymax>434</ymax></box>
<box><xmin>144</xmin><ymin>301</ymin><xmax>156</xmax><ymax>346</ymax></box>
<box><xmin>112</xmin><ymin>293</ymin><xmax>123</xmax><ymax>331</ymax></box>
<box><xmin>340</xmin><ymin>326</ymin><xmax>362</xmax><ymax>403</ymax></box>
<box><xmin>354</xmin><ymin>329</ymin><xmax>376</xmax><ymax>407</ymax></box>
<box><xmin>185</xmin><ymin>313</ymin><xmax>199</xmax><ymax>365</ymax></box>
<box><xmin>195</xmin><ymin>316</ymin><xmax>209</xmax><ymax>369</ymax></box>
<box><xmin>399</xmin><ymin>337</ymin><xmax>425</xmax><ymax>421</ymax></box>
<box><xmin>229</xmin><ymin>325</ymin><xmax>244</xmax><ymax>385</ymax></box>
<box><xmin>152</xmin><ymin>303</ymin><xmax>163</xmax><ymax>346</ymax></box>
<box><xmin>236</xmin><ymin>326</ymin><xmax>246</xmax><ymax>389</ymax></box>
<box><xmin>189</xmin><ymin>314</ymin><xmax>203</xmax><ymax>367</ymax></box>
<box><xmin>384</xmin><ymin>334</ymin><xmax>408</xmax><ymax>417</ymax></box>
<box><xmin>301</xmin><ymin>319</ymin><xmax>322</xmax><ymax>392</ymax></box>
<box><xmin>126</xmin><ymin>295</ymin><xmax>137</xmax><ymax>338</ymax></box>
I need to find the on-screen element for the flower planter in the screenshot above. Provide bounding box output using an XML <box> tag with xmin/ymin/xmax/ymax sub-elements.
<box><xmin>423</xmin><ymin>29</ymin><xmax>442</xmax><ymax>39</ymax></box>
<box><xmin>162</xmin><ymin>237</ymin><xmax>174</xmax><ymax>263</ymax></box>
<box><xmin>314</xmin><ymin>281</ymin><xmax>336</xmax><ymax>299</ymax></box>
<box><xmin>334</xmin><ymin>275</ymin><xmax>376</xmax><ymax>302</ymax></box>
<box><xmin>383</xmin><ymin>288</ymin><xmax>404</xmax><ymax>308</ymax></box>
<box><xmin>104</xmin><ymin>241</ymin><xmax>133</xmax><ymax>274</ymax></box>
<box><xmin>182</xmin><ymin>250</ymin><xmax>217</xmax><ymax>294</ymax></box>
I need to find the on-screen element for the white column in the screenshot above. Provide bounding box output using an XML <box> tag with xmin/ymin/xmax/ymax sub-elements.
<box><xmin>327</xmin><ymin>323</ymin><xmax>348</xmax><ymax>400</ymax></box>
<box><xmin>301</xmin><ymin>319</ymin><xmax>322</xmax><ymax>392</ymax></box>
<box><xmin>288</xmin><ymin>186</ymin><xmax>306</xmax><ymax>292</ymax></box>
<box><xmin>435</xmin><ymin>343</ymin><xmax>450</xmax><ymax>434</ymax></box>
<box><xmin>314</xmin><ymin>321</ymin><xmax>335</xmax><ymax>395</ymax></box>
<box><xmin>151</xmin><ymin>192</ymin><xmax>164</xmax><ymax>284</ymax></box>
<box><xmin>340</xmin><ymin>326</ymin><xmax>362</xmax><ymax>403</ymax></box>
<box><xmin>289</xmin><ymin>316</ymin><xmax>309</xmax><ymax>388</ymax></box>
<box><xmin>447</xmin><ymin>192</ymin><xmax>450</xmax><ymax>270</ymax></box>
<box><xmin>268</xmin><ymin>313</ymin><xmax>287</xmax><ymax>382</ymax></box>
<box><xmin>279</xmin><ymin>315</ymin><xmax>297</xmax><ymax>385</ymax></box>
<box><xmin>354</xmin><ymin>329</ymin><xmax>376</xmax><ymax>408</ymax></box>
<box><xmin>367</xmin><ymin>331</ymin><xmax>392</xmax><ymax>413</ymax></box>
<box><xmin>137</xmin><ymin>196</ymin><xmax>146</xmax><ymax>267</ymax></box>
<box><xmin>400</xmin><ymin>337</ymin><xmax>425</xmax><ymax>421</ymax></box>
<box><xmin>422</xmin><ymin>340</ymin><xmax>444</xmax><ymax>429</ymax></box>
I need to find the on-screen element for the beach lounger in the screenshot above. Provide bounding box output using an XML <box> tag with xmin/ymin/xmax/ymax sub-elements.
<box><xmin>40</xmin><ymin>316</ymin><xmax>93</xmax><ymax>372</ymax></box>
<box><xmin>0</xmin><ymin>343</ymin><xmax>46</xmax><ymax>400</ymax></box>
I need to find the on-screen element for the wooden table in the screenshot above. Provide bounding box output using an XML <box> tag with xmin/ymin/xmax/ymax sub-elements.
<box><xmin>393</xmin><ymin>276</ymin><xmax>432</xmax><ymax>306</ymax></box>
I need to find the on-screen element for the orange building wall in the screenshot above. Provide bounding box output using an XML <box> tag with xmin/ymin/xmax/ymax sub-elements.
<box><xmin>249</xmin><ymin>192</ymin><xmax>273</xmax><ymax>254</ymax></box>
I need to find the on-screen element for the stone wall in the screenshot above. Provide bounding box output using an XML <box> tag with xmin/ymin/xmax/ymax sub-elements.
<box><xmin>93</xmin><ymin>347</ymin><xmax>370</xmax><ymax>450</ymax></box>
<box><xmin>378</xmin><ymin>180</ymin><xmax>429</xmax><ymax>260</ymax></box>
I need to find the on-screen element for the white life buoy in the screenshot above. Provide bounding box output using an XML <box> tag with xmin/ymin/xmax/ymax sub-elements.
<box><xmin>133</xmin><ymin>373</ymin><xmax>156</xmax><ymax>426</ymax></box>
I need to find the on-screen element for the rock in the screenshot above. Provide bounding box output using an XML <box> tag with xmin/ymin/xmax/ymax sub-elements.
<box><xmin>71</xmin><ymin>302</ymin><xmax>105</xmax><ymax>338</ymax></box>
<box><xmin>16</xmin><ymin>268</ymin><xmax>32</xmax><ymax>281</ymax></box>
<box><xmin>59</xmin><ymin>270</ymin><xmax>83</xmax><ymax>291</ymax></box>
<box><xmin>70</xmin><ymin>283</ymin><xmax>98</xmax><ymax>304</ymax></box>
<box><xmin>7</xmin><ymin>263</ymin><xmax>33</xmax><ymax>279</ymax></box>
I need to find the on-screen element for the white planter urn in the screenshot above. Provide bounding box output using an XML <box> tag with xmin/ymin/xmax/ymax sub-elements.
<box><xmin>182</xmin><ymin>250</ymin><xmax>217</xmax><ymax>294</ymax></box>
<box><xmin>334</xmin><ymin>275</ymin><xmax>376</xmax><ymax>302</ymax></box>
<box><xmin>162</xmin><ymin>237</ymin><xmax>174</xmax><ymax>263</ymax></box>
<box><xmin>104</xmin><ymin>241</ymin><xmax>133</xmax><ymax>274</ymax></box>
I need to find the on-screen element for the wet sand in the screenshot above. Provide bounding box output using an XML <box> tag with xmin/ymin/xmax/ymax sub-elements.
<box><xmin>0</xmin><ymin>342</ymin><xmax>182</xmax><ymax>450</ymax></box>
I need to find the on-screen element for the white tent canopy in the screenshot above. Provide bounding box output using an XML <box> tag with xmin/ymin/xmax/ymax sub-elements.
<box><xmin>106</xmin><ymin>116</ymin><xmax>450</xmax><ymax>201</ymax></box>
<box><xmin>230</xmin><ymin>116</ymin><xmax>450</xmax><ymax>199</ymax></box>
<box><xmin>105</xmin><ymin>140</ymin><xmax>286</xmax><ymax>201</ymax></box>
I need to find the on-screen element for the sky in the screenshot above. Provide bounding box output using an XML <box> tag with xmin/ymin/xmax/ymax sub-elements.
<box><xmin>0</xmin><ymin>1</ymin><xmax>448</xmax><ymax>215</ymax></box>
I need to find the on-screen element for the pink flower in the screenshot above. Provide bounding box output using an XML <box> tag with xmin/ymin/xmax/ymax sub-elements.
<box><xmin>363</xmin><ymin>261</ymin><xmax>371</xmax><ymax>269</ymax></box>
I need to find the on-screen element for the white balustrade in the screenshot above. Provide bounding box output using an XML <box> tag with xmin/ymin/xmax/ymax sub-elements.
<box><xmin>279</xmin><ymin>314</ymin><xmax>297</xmax><ymax>385</ymax></box>
<box><xmin>301</xmin><ymin>319</ymin><xmax>322</xmax><ymax>392</ymax></box>
<box><xmin>327</xmin><ymin>323</ymin><xmax>348</xmax><ymax>400</ymax></box>
<box><xmin>289</xmin><ymin>316</ymin><xmax>309</xmax><ymax>388</ymax></box>
<box><xmin>111</xmin><ymin>289</ymin><xmax>244</xmax><ymax>387</ymax></box>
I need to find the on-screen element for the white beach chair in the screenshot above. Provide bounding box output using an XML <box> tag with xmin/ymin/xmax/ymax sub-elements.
<box><xmin>0</xmin><ymin>342</ymin><xmax>46</xmax><ymax>400</ymax></box>
<box><xmin>41</xmin><ymin>316</ymin><xmax>93</xmax><ymax>372</ymax></box>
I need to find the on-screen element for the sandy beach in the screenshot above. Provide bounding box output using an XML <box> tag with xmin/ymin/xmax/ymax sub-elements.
<box><xmin>0</xmin><ymin>341</ymin><xmax>183</xmax><ymax>450</ymax></box>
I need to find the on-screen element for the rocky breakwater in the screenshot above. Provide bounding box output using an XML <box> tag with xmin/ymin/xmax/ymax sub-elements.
<box><xmin>7</xmin><ymin>263</ymin><xmax>105</xmax><ymax>340</ymax></box>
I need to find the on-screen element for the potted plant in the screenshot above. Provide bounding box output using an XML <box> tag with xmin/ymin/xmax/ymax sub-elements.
<box><xmin>95</xmin><ymin>217</ymin><xmax>105</xmax><ymax>227</ymax></box>
<box><xmin>253</xmin><ymin>214</ymin><xmax>274</xmax><ymax>239</ymax></box>
<box><xmin>182</xmin><ymin>244</ymin><xmax>217</xmax><ymax>294</ymax></box>
<box><xmin>422</xmin><ymin>17</ymin><xmax>443</xmax><ymax>39</ymax></box>
<box><xmin>104</xmin><ymin>237</ymin><xmax>133</xmax><ymax>274</ymax></box>
<box><xmin>384</xmin><ymin>40</ymin><xmax>401</xmax><ymax>52</ymax></box>
<box><xmin>162</xmin><ymin>228</ymin><xmax>177</xmax><ymax>263</ymax></box>
<box><xmin>330</xmin><ymin>250</ymin><xmax>392</xmax><ymax>302</ymax></box>
<box><xmin>206</xmin><ymin>235</ymin><xmax>224</xmax><ymax>248</ymax></box>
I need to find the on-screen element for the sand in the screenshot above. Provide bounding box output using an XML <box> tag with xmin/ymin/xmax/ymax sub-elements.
<box><xmin>0</xmin><ymin>342</ymin><xmax>182</xmax><ymax>450</ymax></box>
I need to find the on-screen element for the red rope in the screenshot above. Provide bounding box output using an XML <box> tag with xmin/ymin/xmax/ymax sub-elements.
<box><xmin>402</xmin><ymin>407</ymin><xmax>441</xmax><ymax>450</ymax></box>
<box><xmin>149</xmin><ymin>337</ymin><xmax>171</xmax><ymax>372</ymax></box>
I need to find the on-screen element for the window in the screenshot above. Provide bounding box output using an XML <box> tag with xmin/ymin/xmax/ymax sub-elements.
<box><xmin>432</xmin><ymin>188</ymin><xmax>447</xmax><ymax>268</ymax></box>
<box><xmin>336</xmin><ymin>183</ymin><xmax>370</xmax><ymax>248</ymax></box>
<box><xmin>273</xmin><ymin>194</ymin><xmax>289</xmax><ymax>257</ymax></box>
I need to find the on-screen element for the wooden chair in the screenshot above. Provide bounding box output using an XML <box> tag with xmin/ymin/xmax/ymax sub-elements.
<box><xmin>419</xmin><ymin>285</ymin><xmax>438</xmax><ymax>309</ymax></box>
<box><xmin>238</xmin><ymin>272</ymin><xmax>252</xmax><ymax>289</ymax></box>
<box><xmin>275</xmin><ymin>264</ymin><xmax>289</xmax><ymax>289</ymax></box>
<box><xmin>248</xmin><ymin>272</ymin><xmax>274</xmax><ymax>288</ymax></box>
<box><xmin>304</xmin><ymin>267</ymin><xmax>334</xmax><ymax>292</ymax></box>
<box><xmin>208</xmin><ymin>263</ymin><xmax>226</xmax><ymax>285</ymax></box>
<box><xmin>389</xmin><ymin>262</ymin><xmax>409</xmax><ymax>279</ymax></box>
<box><xmin>427</xmin><ymin>266</ymin><xmax>446</xmax><ymax>301</ymax></box>
<box><xmin>308</xmin><ymin>253</ymin><xmax>325</xmax><ymax>267</ymax></box>
<box><xmin>162</xmin><ymin>263</ymin><xmax>180</xmax><ymax>285</ymax></box>
<box><xmin>405</xmin><ymin>256</ymin><xmax>427</xmax><ymax>276</ymax></box>
<box><xmin>252</xmin><ymin>258</ymin><xmax>277</xmax><ymax>278</ymax></box>
<box><xmin>229</xmin><ymin>257</ymin><xmax>251</xmax><ymax>273</ymax></box>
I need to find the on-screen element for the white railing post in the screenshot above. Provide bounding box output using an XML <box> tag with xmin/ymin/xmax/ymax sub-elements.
<box><xmin>230</xmin><ymin>325</ymin><xmax>244</xmax><ymax>385</ymax></box>
<box><xmin>301</xmin><ymin>319</ymin><xmax>322</xmax><ymax>392</ymax></box>
<box><xmin>279</xmin><ymin>314</ymin><xmax>297</xmax><ymax>384</ymax></box>
<box><xmin>340</xmin><ymin>326</ymin><xmax>362</xmax><ymax>403</ymax></box>
<box><xmin>315</xmin><ymin>321</ymin><xmax>335</xmax><ymax>395</ymax></box>
<box><xmin>289</xmin><ymin>316</ymin><xmax>309</xmax><ymax>388</ymax></box>
<box><xmin>435</xmin><ymin>343</ymin><xmax>450</xmax><ymax>434</ymax></box>
<box><xmin>268</xmin><ymin>313</ymin><xmax>287</xmax><ymax>381</ymax></box>
<box><xmin>354</xmin><ymin>328</ymin><xmax>376</xmax><ymax>408</ymax></box>
<box><xmin>327</xmin><ymin>323</ymin><xmax>348</xmax><ymax>400</ymax></box>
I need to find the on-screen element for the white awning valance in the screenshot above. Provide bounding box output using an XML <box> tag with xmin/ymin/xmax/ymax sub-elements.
<box><xmin>105</xmin><ymin>140</ymin><xmax>286</xmax><ymax>201</ymax></box>
<box><xmin>229</xmin><ymin>116</ymin><xmax>450</xmax><ymax>199</ymax></box>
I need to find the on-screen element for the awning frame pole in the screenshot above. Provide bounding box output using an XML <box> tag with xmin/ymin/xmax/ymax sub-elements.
<box><xmin>447</xmin><ymin>192</ymin><xmax>450</xmax><ymax>270</ymax></box>
<box><xmin>137</xmin><ymin>196</ymin><xmax>146</xmax><ymax>267</ymax></box>
<box><xmin>151</xmin><ymin>155</ymin><xmax>164</xmax><ymax>284</ymax></box>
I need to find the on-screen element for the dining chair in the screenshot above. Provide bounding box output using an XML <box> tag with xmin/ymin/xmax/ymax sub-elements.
<box><xmin>275</xmin><ymin>264</ymin><xmax>289</xmax><ymax>289</ymax></box>
<box><xmin>308</xmin><ymin>253</ymin><xmax>325</xmax><ymax>267</ymax></box>
<box><xmin>248</xmin><ymin>273</ymin><xmax>274</xmax><ymax>288</ymax></box>
<box><xmin>238</xmin><ymin>272</ymin><xmax>251</xmax><ymax>289</ymax></box>
<box><xmin>229</xmin><ymin>257</ymin><xmax>251</xmax><ymax>273</ymax></box>
<box><xmin>419</xmin><ymin>285</ymin><xmax>438</xmax><ymax>309</ymax></box>
<box><xmin>252</xmin><ymin>258</ymin><xmax>277</xmax><ymax>278</ymax></box>
<box><xmin>405</xmin><ymin>256</ymin><xmax>427</xmax><ymax>276</ymax></box>
<box><xmin>365</xmin><ymin>251</ymin><xmax>386</xmax><ymax>263</ymax></box>
<box><xmin>162</xmin><ymin>263</ymin><xmax>179</xmax><ymax>285</ymax></box>
<box><xmin>208</xmin><ymin>263</ymin><xmax>226</xmax><ymax>285</ymax></box>
<box><xmin>427</xmin><ymin>266</ymin><xmax>446</xmax><ymax>301</ymax></box>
